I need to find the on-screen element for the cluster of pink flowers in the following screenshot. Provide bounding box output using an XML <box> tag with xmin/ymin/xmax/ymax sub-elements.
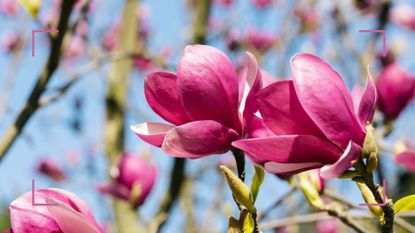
<box><xmin>132</xmin><ymin>45</ymin><xmax>378</xmax><ymax>179</ymax></box>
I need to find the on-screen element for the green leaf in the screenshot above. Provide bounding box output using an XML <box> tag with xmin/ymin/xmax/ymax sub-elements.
<box><xmin>250</xmin><ymin>165</ymin><xmax>264</xmax><ymax>203</ymax></box>
<box><xmin>242</xmin><ymin>213</ymin><xmax>254</xmax><ymax>233</ymax></box>
<box><xmin>394</xmin><ymin>194</ymin><xmax>415</xmax><ymax>214</ymax></box>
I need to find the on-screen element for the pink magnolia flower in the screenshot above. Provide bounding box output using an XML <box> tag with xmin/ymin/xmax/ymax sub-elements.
<box><xmin>245</xmin><ymin>28</ymin><xmax>277</xmax><ymax>53</ymax></box>
<box><xmin>233</xmin><ymin>54</ymin><xmax>377</xmax><ymax>178</ymax></box>
<box><xmin>37</xmin><ymin>158</ymin><xmax>67</xmax><ymax>182</ymax></box>
<box><xmin>376</xmin><ymin>63</ymin><xmax>415</xmax><ymax>119</ymax></box>
<box><xmin>6</xmin><ymin>188</ymin><xmax>104</xmax><ymax>233</ymax></box>
<box><xmin>389</xmin><ymin>4</ymin><xmax>415</xmax><ymax>31</ymax></box>
<box><xmin>394</xmin><ymin>141</ymin><xmax>415</xmax><ymax>172</ymax></box>
<box><xmin>0</xmin><ymin>0</ymin><xmax>19</xmax><ymax>16</ymax></box>
<box><xmin>252</xmin><ymin>0</ymin><xmax>272</xmax><ymax>9</ymax></box>
<box><xmin>98</xmin><ymin>153</ymin><xmax>157</xmax><ymax>207</ymax></box>
<box><xmin>131</xmin><ymin>45</ymin><xmax>272</xmax><ymax>158</ymax></box>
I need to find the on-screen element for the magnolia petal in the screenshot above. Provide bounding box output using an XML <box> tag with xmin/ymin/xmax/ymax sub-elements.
<box><xmin>241</xmin><ymin>52</ymin><xmax>264</xmax><ymax>130</ymax></box>
<box><xmin>144</xmin><ymin>72</ymin><xmax>190</xmax><ymax>125</ymax></box>
<box><xmin>291</xmin><ymin>53</ymin><xmax>365</xmax><ymax>148</ymax></box>
<box><xmin>320</xmin><ymin>141</ymin><xmax>362</xmax><ymax>179</ymax></box>
<box><xmin>265</xmin><ymin>161</ymin><xmax>324</xmax><ymax>176</ymax></box>
<box><xmin>130</xmin><ymin>123</ymin><xmax>174</xmax><ymax>147</ymax></box>
<box><xmin>46</xmin><ymin>199</ymin><xmax>101</xmax><ymax>233</ymax></box>
<box><xmin>260</xmin><ymin>69</ymin><xmax>277</xmax><ymax>87</ymax></box>
<box><xmin>351</xmin><ymin>85</ymin><xmax>363</xmax><ymax>114</ymax></box>
<box><xmin>177</xmin><ymin>45</ymin><xmax>241</xmax><ymax>131</ymax></box>
<box><xmin>162</xmin><ymin>120</ymin><xmax>240</xmax><ymax>158</ymax></box>
<box><xmin>232</xmin><ymin>135</ymin><xmax>341</xmax><ymax>165</ymax></box>
<box><xmin>395</xmin><ymin>151</ymin><xmax>415</xmax><ymax>172</ymax></box>
<box><xmin>357</xmin><ymin>66</ymin><xmax>377</xmax><ymax>127</ymax></box>
<box><xmin>9</xmin><ymin>205</ymin><xmax>61</xmax><ymax>233</ymax></box>
<box><xmin>257</xmin><ymin>80</ymin><xmax>323</xmax><ymax>136</ymax></box>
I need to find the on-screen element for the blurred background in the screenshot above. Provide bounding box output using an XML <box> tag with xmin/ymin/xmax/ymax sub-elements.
<box><xmin>1</xmin><ymin>0</ymin><xmax>415</xmax><ymax>232</ymax></box>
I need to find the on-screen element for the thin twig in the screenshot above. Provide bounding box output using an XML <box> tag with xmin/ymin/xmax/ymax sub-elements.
<box><xmin>257</xmin><ymin>188</ymin><xmax>297</xmax><ymax>221</ymax></box>
<box><xmin>0</xmin><ymin>0</ymin><xmax>77</xmax><ymax>162</ymax></box>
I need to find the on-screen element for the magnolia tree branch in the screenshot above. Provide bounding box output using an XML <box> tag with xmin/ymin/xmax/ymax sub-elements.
<box><xmin>103</xmin><ymin>1</ymin><xmax>142</xmax><ymax>233</ymax></box>
<box><xmin>0</xmin><ymin>0</ymin><xmax>77</xmax><ymax>162</ymax></box>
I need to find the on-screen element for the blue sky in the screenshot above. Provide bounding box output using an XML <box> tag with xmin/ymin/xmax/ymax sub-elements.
<box><xmin>1</xmin><ymin>0</ymin><xmax>415</xmax><ymax>232</ymax></box>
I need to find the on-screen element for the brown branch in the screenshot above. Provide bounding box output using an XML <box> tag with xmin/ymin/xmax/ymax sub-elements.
<box><xmin>0</xmin><ymin>0</ymin><xmax>77</xmax><ymax>162</ymax></box>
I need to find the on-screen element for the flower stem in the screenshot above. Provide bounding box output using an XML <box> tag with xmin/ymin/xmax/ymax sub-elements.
<box><xmin>231</xmin><ymin>148</ymin><xmax>246</xmax><ymax>182</ymax></box>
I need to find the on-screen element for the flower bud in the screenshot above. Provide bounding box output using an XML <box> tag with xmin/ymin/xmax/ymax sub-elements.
<box><xmin>353</xmin><ymin>177</ymin><xmax>385</xmax><ymax>223</ymax></box>
<box><xmin>220</xmin><ymin>165</ymin><xmax>255</xmax><ymax>211</ymax></box>
<box><xmin>362</xmin><ymin>124</ymin><xmax>377</xmax><ymax>158</ymax></box>
<box><xmin>298</xmin><ymin>171</ymin><xmax>324</xmax><ymax>209</ymax></box>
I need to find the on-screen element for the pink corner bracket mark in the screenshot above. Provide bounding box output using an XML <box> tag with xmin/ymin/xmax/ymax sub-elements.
<box><xmin>358</xmin><ymin>29</ymin><xmax>386</xmax><ymax>57</ymax></box>
<box><xmin>359</xmin><ymin>179</ymin><xmax>387</xmax><ymax>207</ymax></box>
<box><xmin>31</xmin><ymin>29</ymin><xmax>59</xmax><ymax>57</ymax></box>
<box><xmin>31</xmin><ymin>179</ymin><xmax>57</xmax><ymax>206</ymax></box>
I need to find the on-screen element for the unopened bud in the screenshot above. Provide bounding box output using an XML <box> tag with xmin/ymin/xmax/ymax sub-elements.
<box><xmin>366</xmin><ymin>152</ymin><xmax>378</xmax><ymax>172</ymax></box>
<box><xmin>220</xmin><ymin>165</ymin><xmax>255</xmax><ymax>211</ymax></box>
<box><xmin>362</xmin><ymin>124</ymin><xmax>378</xmax><ymax>158</ymax></box>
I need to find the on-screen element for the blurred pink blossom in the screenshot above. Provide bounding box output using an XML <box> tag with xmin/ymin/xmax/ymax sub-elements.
<box><xmin>6</xmin><ymin>188</ymin><xmax>104</xmax><ymax>233</ymax></box>
<box><xmin>65</xmin><ymin>36</ymin><xmax>86</xmax><ymax>59</ymax></box>
<box><xmin>214</xmin><ymin>0</ymin><xmax>234</xmax><ymax>7</ymax></box>
<box><xmin>0</xmin><ymin>0</ymin><xmax>19</xmax><ymax>16</ymax></box>
<box><xmin>252</xmin><ymin>0</ymin><xmax>272</xmax><ymax>9</ymax></box>
<box><xmin>376</xmin><ymin>63</ymin><xmax>415</xmax><ymax>119</ymax></box>
<box><xmin>395</xmin><ymin>141</ymin><xmax>415</xmax><ymax>172</ymax></box>
<box><xmin>101</xmin><ymin>23</ymin><xmax>120</xmax><ymax>52</ymax></box>
<box><xmin>37</xmin><ymin>158</ymin><xmax>67</xmax><ymax>182</ymax></box>
<box><xmin>98</xmin><ymin>153</ymin><xmax>157</xmax><ymax>207</ymax></box>
<box><xmin>316</xmin><ymin>218</ymin><xmax>339</xmax><ymax>233</ymax></box>
<box><xmin>390</xmin><ymin>4</ymin><xmax>415</xmax><ymax>31</ymax></box>
<box><xmin>245</xmin><ymin>28</ymin><xmax>277</xmax><ymax>53</ymax></box>
<box><xmin>233</xmin><ymin>54</ymin><xmax>377</xmax><ymax>178</ymax></box>
<box><xmin>0</xmin><ymin>31</ymin><xmax>22</xmax><ymax>53</ymax></box>
<box><xmin>294</xmin><ymin>5</ymin><xmax>320</xmax><ymax>32</ymax></box>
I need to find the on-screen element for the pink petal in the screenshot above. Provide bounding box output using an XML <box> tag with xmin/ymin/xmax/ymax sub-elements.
<box><xmin>291</xmin><ymin>54</ymin><xmax>365</xmax><ymax>148</ymax></box>
<box><xmin>240</xmin><ymin>52</ymin><xmax>263</xmax><ymax>129</ymax></box>
<box><xmin>177</xmin><ymin>45</ymin><xmax>241</xmax><ymax>131</ymax></box>
<box><xmin>46</xmin><ymin>199</ymin><xmax>102</xmax><ymax>233</ymax></box>
<box><xmin>9</xmin><ymin>205</ymin><xmax>61</xmax><ymax>233</ymax></box>
<box><xmin>395</xmin><ymin>151</ymin><xmax>415</xmax><ymax>172</ymax></box>
<box><xmin>232</xmin><ymin>135</ymin><xmax>341</xmax><ymax>165</ymax></box>
<box><xmin>257</xmin><ymin>80</ymin><xmax>323</xmax><ymax>136</ymax></box>
<box><xmin>162</xmin><ymin>120</ymin><xmax>240</xmax><ymax>158</ymax></box>
<box><xmin>351</xmin><ymin>85</ymin><xmax>363</xmax><ymax>114</ymax></box>
<box><xmin>356</xmin><ymin>66</ymin><xmax>377</xmax><ymax>126</ymax></box>
<box><xmin>144</xmin><ymin>72</ymin><xmax>190</xmax><ymax>125</ymax></box>
<box><xmin>130</xmin><ymin>123</ymin><xmax>174</xmax><ymax>147</ymax></box>
<box><xmin>260</xmin><ymin>69</ymin><xmax>277</xmax><ymax>87</ymax></box>
<box><xmin>320</xmin><ymin>141</ymin><xmax>362</xmax><ymax>179</ymax></box>
<box><xmin>264</xmin><ymin>161</ymin><xmax>324</xmax><ymax>176</ymax></box>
